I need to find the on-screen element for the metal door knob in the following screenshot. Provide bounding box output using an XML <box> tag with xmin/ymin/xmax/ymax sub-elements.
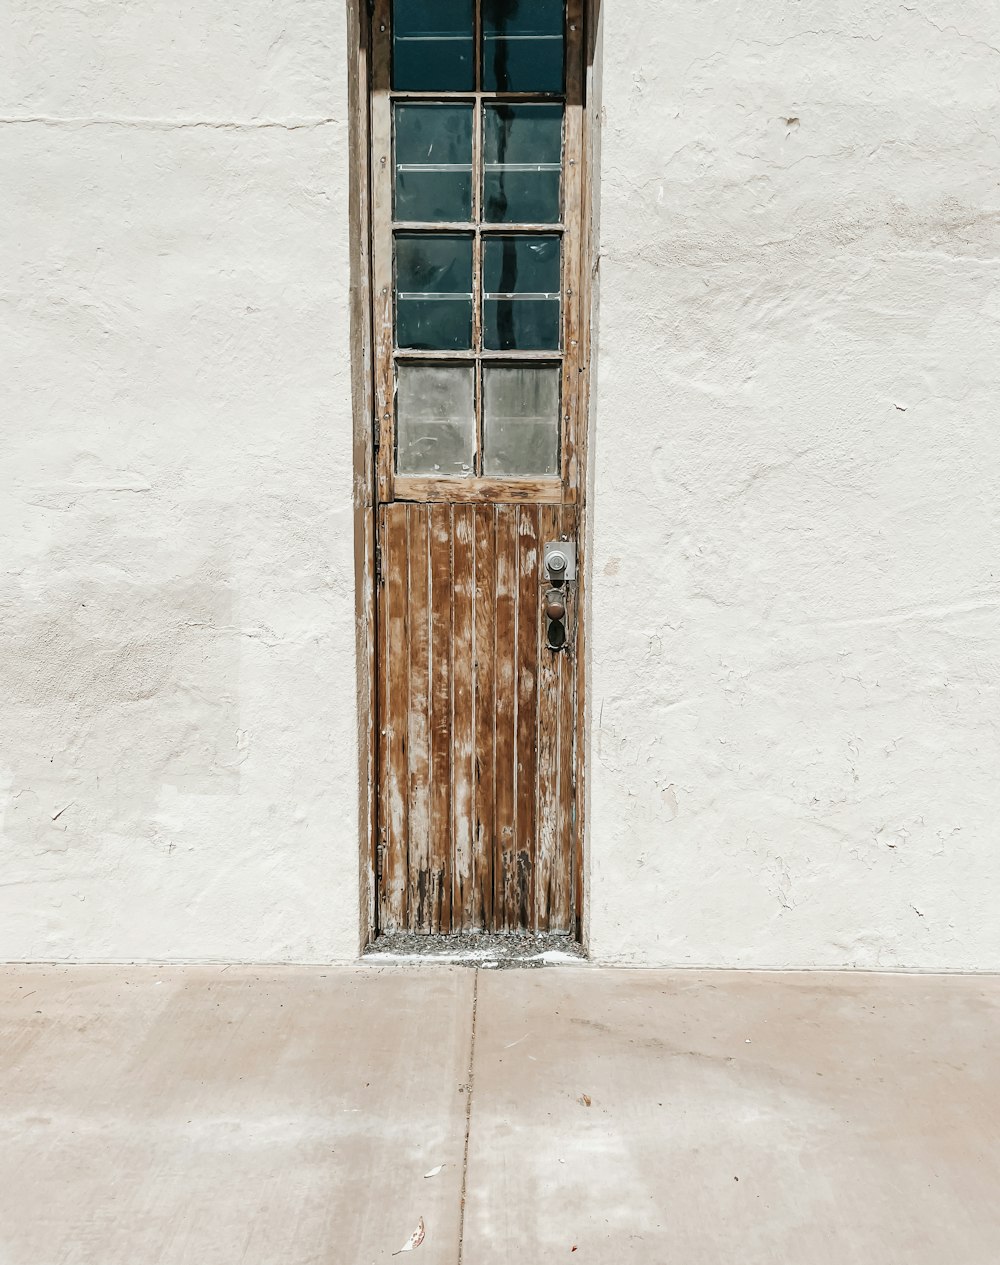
<box><xmin>545</xmin><ymin>597</ymin><xmax>567</xmax><ymax>622</ymax></box>
<box><xmin>546</xmin><ymin>551</ymin><xmax>568</xmax><ymax>579</ymax></box>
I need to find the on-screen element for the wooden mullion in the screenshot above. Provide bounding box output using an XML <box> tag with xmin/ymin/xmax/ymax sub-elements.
<box><xmin>472</xmin><ymin>78</ymin><xmax>484</xmax><ymax>475</ymax></box>
<box><xmin>474</xmin><ymin>0</ymin><xmax>482</xmax><ymax>94</ymax></box>
<box><xmin>560</xmin><ymin>0</ymin><xmax>585</xmax><ymax>504</ymax></box>
<box><xmin>371</xmin><ymin>0</ymin><xmax>395</xmax><ymax>504</ymax></box>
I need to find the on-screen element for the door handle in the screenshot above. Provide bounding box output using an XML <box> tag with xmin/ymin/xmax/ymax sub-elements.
<box><xmin>543</xmin><ymin>541</ymin><xmax>576</xmax><ymax>651</ymax></box>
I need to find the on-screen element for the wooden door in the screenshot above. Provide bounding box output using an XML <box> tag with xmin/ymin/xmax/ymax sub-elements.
<box><xmin>371</xmin><ymin>0</ymin><xmax>587</xmax><ymax>936</ymax></box>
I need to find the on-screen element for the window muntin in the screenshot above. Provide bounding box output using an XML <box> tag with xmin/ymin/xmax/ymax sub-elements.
<box><xmin>374</xmin><ymin>0</ymin><xmax>582</xmax><ymax>489</ymax></box>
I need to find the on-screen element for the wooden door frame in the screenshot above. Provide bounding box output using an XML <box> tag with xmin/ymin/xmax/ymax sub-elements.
<box><xmin>348</xmin><ymin>0</ymin><xmax>599</xmax><ymax>949</ymax></box>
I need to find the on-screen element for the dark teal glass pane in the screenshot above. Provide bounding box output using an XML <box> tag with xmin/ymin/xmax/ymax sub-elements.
<box><xmin>393</xmin><ymin>0</ymin><xmax>474</xmax><ymax>91</ymax></box>
<box><xmin>395</xmin><ymin>104</ymin><xmax>473</xmax><ymax>223</ymax></box>
<box><xmin>483</xmin><ymin>234</ymin><xmax>561</xmax><ymax>350</ymax></box>
<box><xmin>396</xmin><ymin>233</ymin><xmax>473</xmax><ymax>350</ymax></box>
<box><xmin>484</xmin><ymin>104</ymin><xmax>563</xmax><ymax>224</ymax></box>
<box><xmin>482</xmin><ymin>0</ymin><xmax>564</xmax><ymax>93</ymax></box>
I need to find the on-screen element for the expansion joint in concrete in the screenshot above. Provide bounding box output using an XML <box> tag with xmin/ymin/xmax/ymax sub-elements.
<box><xmin>457</xmin><ymin>969</ymin><xmax>479</xmax><ymax>1265</ymax></box>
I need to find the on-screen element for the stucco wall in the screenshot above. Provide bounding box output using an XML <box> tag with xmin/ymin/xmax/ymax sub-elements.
<box><xmin>3</xmin><ymin>1</ymin><xmax>998</xmax><ymax>967</ymax></box>
<box><xmin>0</xmin><ymin>1</ymin><xmax>360</xmax><ymax>961</ymax></box>
<box><xmin>588</xmin><ymin>0</ymin><xmax>1000</xmax><ymax>967</ymax></box>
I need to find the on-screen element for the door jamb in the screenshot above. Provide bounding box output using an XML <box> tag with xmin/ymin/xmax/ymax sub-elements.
<box><xmin>349</xmin><ymin>0</ymin><xmax>597</xmax><ymax>948</ymax></box>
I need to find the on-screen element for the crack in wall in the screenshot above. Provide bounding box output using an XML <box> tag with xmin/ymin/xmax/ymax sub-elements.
<box><xmin>0</xmin><ymin>115</ymin><xmax>339</xmax><ymax>131</ymax></box>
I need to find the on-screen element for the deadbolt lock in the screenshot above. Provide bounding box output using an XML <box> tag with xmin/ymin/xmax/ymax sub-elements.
<box><xmin>544</xmin><ymin>540</ymin><xmax>577</xmax><ymax>584</ymax></box>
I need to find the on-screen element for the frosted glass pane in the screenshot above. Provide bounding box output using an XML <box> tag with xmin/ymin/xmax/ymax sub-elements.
<box><xmin>484</xmin><ymin>104</ymin><xmax>563</xmax><ymax>224</ymax></box>
<box><xmin>393</xmin><ymin>0</ymin><xmax>474</xmax><ymax>91</ymax></box>
<box><xmin>483</xmin><ymin>365</ymin><xmax>560</xmax><ymax>476</ymax></box>
<box><xmin>397</xmin><ymin>364</ymin><xmax>475</xmax><ymax>476</ymax></box>
<box><xmin>483</xmin><ymin>235</ymin><xmax>561</xmax><ymax>350</ymax></box>
<box><xmin>396</xmin><ymin>234</ymin><xmax>473</xmax><ymax>350</ymax></box>
<box><xmin>482</xmin><ymin>0</ymin><xmax>565</xmax><ymax>93</ymax></box>
<box><xmin>395</xmin><ymin>104</ymin><xmax>473</xmax><ymax>223</ymax></box>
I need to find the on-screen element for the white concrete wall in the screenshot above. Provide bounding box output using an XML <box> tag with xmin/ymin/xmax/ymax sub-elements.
<box><xmin>588</xmin><ymin>0</ymin><xmax>1000</xmax><ymax>967</ymax></box>
<box><xmin>3</xmin><ymin>1</ymin><xmax>999</xmax><ymax>968</ymax></box>
<box><xmin>0</xmin><ymin>1</ymin><xmax>360</xmax><ymax>961</ymax></box>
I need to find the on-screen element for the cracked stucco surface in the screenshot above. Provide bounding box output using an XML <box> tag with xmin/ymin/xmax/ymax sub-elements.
<box><xmin>588</xmin><ymin>0</ymin><xmax>1000</xmax><ymax>966</ymax></box>
<box><xmin>2</xmin><ymin>0</ymin><xmax>999</xmax><ymax>967</ymax></box>
<box><xmin>0</xmin><ymin>0</ymin><xmax>359</xmax><ymax>961</ymax></box>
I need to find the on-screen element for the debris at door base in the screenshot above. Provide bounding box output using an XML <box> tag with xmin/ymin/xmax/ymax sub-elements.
<box><xmin>363</xmin><ymin>931</ymin><xmax>587</xmax><ymax>968</ymax></box>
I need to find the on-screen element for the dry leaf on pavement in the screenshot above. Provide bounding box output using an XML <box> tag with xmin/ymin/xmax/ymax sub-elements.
<box><xmin>393</xmin><ymin>1218</ymin><xmax>426</xmax><ymax>1255</ymax></box>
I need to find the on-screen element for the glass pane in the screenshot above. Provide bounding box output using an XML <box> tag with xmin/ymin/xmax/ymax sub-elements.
<box><xmin>396</xmin><ymin>234</ymin><xmax>473</xmax><ymax>350</ymax></box>
<box><xmin>482</xmin><ymin>0</ymin><xmax>565</xmax><ymax>93</ymax></box>
<box><xmin>395</xmin><ymin>104</ymin><xmax>473</xmax><ymax>223</ymax></box>
<box><xmin>484</xmin><ymin>104</ymin><xmax>563</xmax><ymax>224</ymax></box>
<box><xmin>483</xmin><ymin>235</ymin><xmax>561</xmax><ymax>351</ymax></box>
<box><xmin>393</xmin><ymin>0</ymin><xmax>474</xmax><ymax>91</ymax></box>
<box><xmin>397</xmin><ymin>364</ymin><xmax>475</xmax><ymax>476</ymax></box>
<box><xmin>483</xmin><ymin>365</ymin><xmax>560</xmax><ymax>476</ymax></box>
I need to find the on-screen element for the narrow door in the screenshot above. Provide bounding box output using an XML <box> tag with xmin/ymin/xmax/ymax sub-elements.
<box><xmin>371</xmin><ymin>0</ymin><xmax>587</xmax><ymax>935</ymax></box>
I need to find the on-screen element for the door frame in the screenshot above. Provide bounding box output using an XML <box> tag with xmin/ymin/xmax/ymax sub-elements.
<box><xmin>348</xmin><ymin>0</ymin><xmax>599</xmax><ymax>949</ymax></box>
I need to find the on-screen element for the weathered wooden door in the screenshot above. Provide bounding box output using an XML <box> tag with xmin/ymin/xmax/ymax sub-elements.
<box><xmin>370</xmin><ymin>0</ymin><xmax>587</xmax><ymax>935</ymax></box>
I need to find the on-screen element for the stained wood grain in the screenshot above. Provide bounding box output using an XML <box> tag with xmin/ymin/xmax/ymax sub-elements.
<box><xmin>406</xmin><ymin>505</ymin><xmax>431</xmax><ymax>930</ymax></box>
<box><xmin>379</xmin><ymin>505</ymin><xmax>409</xmax><ymax>931</ymax></box>
<box><xmin>377</xmin><ymin>503</ymin><xmax>578</xmax><ymax>934</ymax></box>
<box><xmin>451</xmin><ymin>505</ymin><xmax>476</xmax><ymax>927</ymax></box>
<box><xmin>535</xmin><ymin>505</ymin><xmax>562</xmax><ymax>930</ymax></box>
<box><xmin>515</xmin><ymin>508</ymin><xmax>540</xmax><ymax>929</ymax></box>
<box><xmin>493</xmin><ymin>504</ymin><xmax>518</xmax><ymax>931</ymax></box>
<box><xmin>473</xmin><ymin>505</ymin><xmax>496</xmax><ymax>930</ymax></box>
<box><xmin>428</xmin><ymin>504</ymin><xmax>453</xmax><ymax>932</ymax></box>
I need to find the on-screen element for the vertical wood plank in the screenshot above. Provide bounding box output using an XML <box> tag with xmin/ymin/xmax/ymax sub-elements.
<box><xmin>473</xmin><ymin>505</ymin><xmax>496</xmax><ymax>932</ymax></box>
<box><xmin>406</xmin><ymin>505</ymin><xmax>431</xmax><ymax>930</ymax></box>
<box><xmin>452</xmin><ymin>505</ymin><xmax>476</xmax><ymax>930</ymax></box>
<box><xmin>535</xmin><ymin>504</ymin><xmax>562</xmax><ymax>931</ymax></box>
<box><xmin>554</xmin><ymin>505</ymin><xmax>578</xmax><ymax>932</ymax></box>
<box><xmin>380</xmin><ymin>505</ymin><xmax>410</xmax><ymax>931</ymax></box>
<box><xmin>493</xmin><ymin>504</ymin><xmax>518</xmax><ymax>930</ymax></box>
<box><xmin>428</xmin><ymin>504</ymin><xmax>454</xmax><ymax>931</ymax></box>
<box><xmin>515</xmin><ymin>506</ymin><xmax>540</xmax><ymax>930</ymax></box>
<box><xmin>376</xmin><ymin>506</ymin><xmax>391</xmax><ymax>929</ymax></box>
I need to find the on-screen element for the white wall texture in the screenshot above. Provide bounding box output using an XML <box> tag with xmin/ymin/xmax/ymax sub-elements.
<box><xmin>2</xmin><ymin>1</ymin><xmax>998</xmax><ymax>967</ymax></box>
<box><xmin>588</xmin><ymin>0</ymin><xmax>1000</xmax><ymax>967</ymax></box>
<box><xmin>0</xmin><ymin>1</ymin><xmax>361</xmax><ymax>961</ymax></box>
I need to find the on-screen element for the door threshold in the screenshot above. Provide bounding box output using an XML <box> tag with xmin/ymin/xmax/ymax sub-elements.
<box><xmin>363</xmin><ymin>932</ymin><xmax>587</xmax><ymax>969</ymax></box>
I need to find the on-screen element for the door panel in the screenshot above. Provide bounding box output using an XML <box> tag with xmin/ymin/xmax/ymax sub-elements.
<box><xmin>377</xmin><ymin>502</ymin><xmax>577</xmax><ymax>933</ymax></box>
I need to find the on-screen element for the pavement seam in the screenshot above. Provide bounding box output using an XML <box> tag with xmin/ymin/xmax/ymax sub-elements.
<box><xmin>456</xmin><ymin>968</ymin><xmax>479</xmax><ymax>1265</ymax></box>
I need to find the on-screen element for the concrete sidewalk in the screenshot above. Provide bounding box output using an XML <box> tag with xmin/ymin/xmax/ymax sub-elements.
<box><xmin>1</xmin><ymin>966</ymin><xmax>998</xmax><ymax>1264</ymax></box>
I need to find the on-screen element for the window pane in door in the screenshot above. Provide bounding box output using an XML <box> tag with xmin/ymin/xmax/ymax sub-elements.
<box><xmin>483</xmin><ymin>234</ymin><xmax>561</xmax><ymax>350</ymax></box>
<box><xmin>393</xmin><ymin>0</ymin><xmax>474</xmax><ymax>91</ymax></box>
<box><xmin>483</xmin><ymin>365</ymin><xmax>560</xmax><ymax>476</ymax></box>
<box><xmin>484</xmin><ymin>104</ymin><xmax>563</xmax><ymax>224</ymax></box>
<box><xmin>397</xmin><ymin>363</ymin><xmax>476</xmax><ymax>476</ymax></box>
<box><xmin>482</xmin><ymin>0</ymin><xmax>565</xmax><ymax>93</ymax></box>
<box><xmin>396</xmin><ymin>234</ymin><xmax>473</xmax><ymax>350</ymax></box>
<box><xmin>395</xmin><ymin>104</ymin><xmax>473</xmax><ymax>223</ymax></box>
